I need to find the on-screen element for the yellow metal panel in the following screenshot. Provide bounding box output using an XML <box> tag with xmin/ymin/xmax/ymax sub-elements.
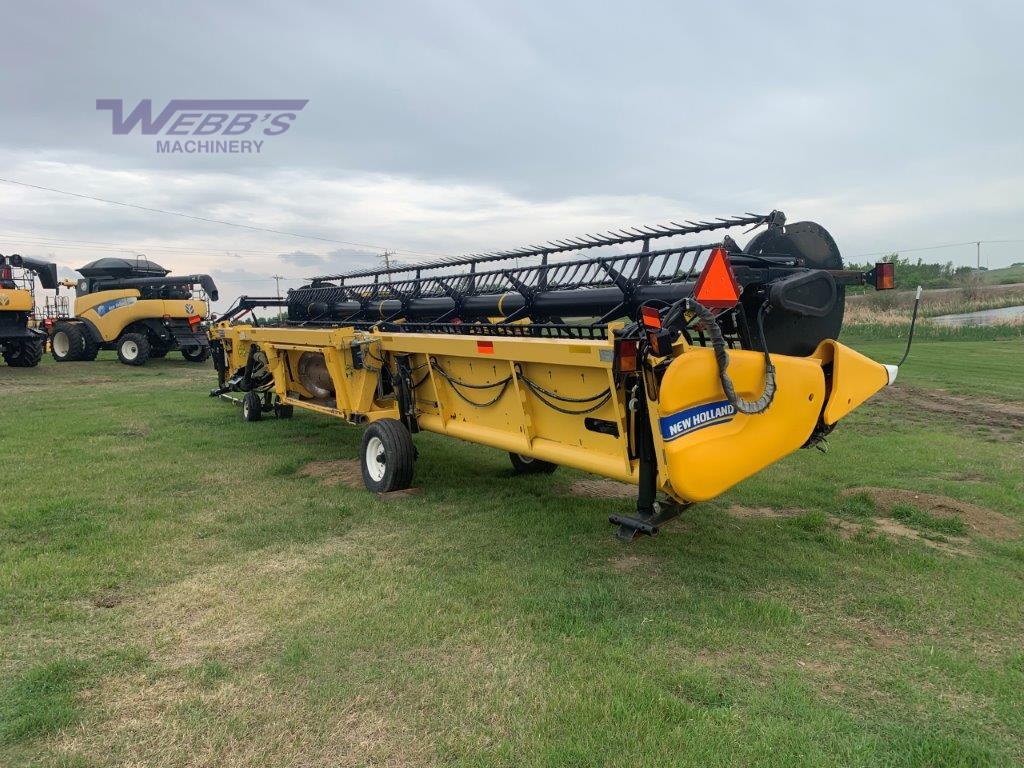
<box><xmin>813</xmin><ymin>340</ymin><xmax>889</xmax><ymax>425</ymax></box>
<box><xmin>0</xmin><ymin>289</ymin><xmax>33</xmax><ymax>312</ymax></box>
<box><xmin>655</xmin><ymin>347</ymin><xmax>826</xmax><ymax>502</ymax></box>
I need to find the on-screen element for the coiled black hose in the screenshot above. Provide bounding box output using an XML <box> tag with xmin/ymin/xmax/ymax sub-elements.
<box><xmin>676</xmin><ymin>299</ymin><xmax>777</xmax><ymax>415</ymax></box>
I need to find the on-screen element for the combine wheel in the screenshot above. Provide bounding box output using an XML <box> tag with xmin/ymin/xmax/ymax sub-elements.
<box><xmin>181</xmin><ymin>345</ymin><xmax>210</xmax><ymax>363</ymax></box>
<box><xmin>242</xmin><ymin>391</ymin><xmax>263</xmax><ymax>422</ymax></box>
<box><xmin>3</xmin><ymin>339</ymin><xmax>44</xmax><ymax>367</ymax></box>
<box><xmin>508</xmin><ymin>452</ymin><xmax>558</xmax><ymax>474</ymax></box>
<box><xmin>80</xmin><ymin>332</ymin><xmax>99</xmax><ymax>361</ymax></box>
<box><xmin>50</xmin><ymin>322</ymin><xmax>85</xmax><ymax>362</ymax></box>
<box><xmin>360</xmin><ymin>419</ymin><xmax>415</xmax><ymax>493</ymax></box>
<box><xmin>117</xmin><ymin>333</ymin><xmax>151</xmax><ymax>366</ymax></box>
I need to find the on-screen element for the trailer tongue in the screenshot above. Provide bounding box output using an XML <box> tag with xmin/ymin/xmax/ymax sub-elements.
<box><xmin>210</xmin><ymin>211</ymin><xmax>899</xmax><ymax>539</ymax></box>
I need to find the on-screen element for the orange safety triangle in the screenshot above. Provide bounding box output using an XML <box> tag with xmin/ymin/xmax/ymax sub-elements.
<box><xmin>693</xmin><ymin>247</ymin><xmax>741</xmax><ymax>309</ymax></box>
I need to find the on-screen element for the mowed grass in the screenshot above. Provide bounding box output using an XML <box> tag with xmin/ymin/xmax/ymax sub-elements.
<box><xmin>1</xmin><ymin>341</ymin><xmax>1023</xmax><ymax>767</ymax></box>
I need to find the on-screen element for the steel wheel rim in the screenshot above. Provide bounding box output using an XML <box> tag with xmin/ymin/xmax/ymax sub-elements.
<box><xmin>365</xmin><ymin>436</ymin><xmax>386</xmax><ymax>482</ymax></box>
<box><xmin>517</xmin><ymin>454</ymin><xmax>534</xmax><ymax>463</ymax></box>
<box><xmin>122</xmin><ymin>340</ymin><xmax>138</xmax><ymax>360</ymax></box>
<box><xmin>53</xmin><ymin>332</ymin><xmax>69</xmax><ymax>357</ymax></box>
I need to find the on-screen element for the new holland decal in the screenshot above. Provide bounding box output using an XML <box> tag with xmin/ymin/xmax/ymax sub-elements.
<box><xmin>94</xmin><ymin>297</ymin><xmax>137</xmax><ymax>316</ymax></box>
<box><xmin>659</xmin><ymin>399</ymin><xmax>736</xmax><ymax>441</ymax></box>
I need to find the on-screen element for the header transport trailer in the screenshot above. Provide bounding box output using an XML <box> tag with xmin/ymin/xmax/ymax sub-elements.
<box><xmin>209</xmin><ymin>211</ymin><xmax>904</xmax><ymax>540</ymax></box>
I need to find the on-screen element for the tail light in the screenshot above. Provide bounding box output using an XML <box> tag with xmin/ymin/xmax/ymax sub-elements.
<box><xmin>0</xmin><ymin>266</ymin><xmax>11</xmax><ymax>281</ymax></box>
<box><xmin>614</xmin><ymin>338</ymin><xmax>638</xmax><ymax>374</ymax></box>
<box><xmin>188</xmin><ymin>314</ymin><xmax>202</xmax><ymax>327</ymax></box>
<box><xmin>640</xmin><ymin>306</ymin><xmax>662</xmax><ymax>330</ymax></box>
<box><xmin>874</xmin><ymin>262</ymin><xmax>895</xmax><ymax>290</ymax></box>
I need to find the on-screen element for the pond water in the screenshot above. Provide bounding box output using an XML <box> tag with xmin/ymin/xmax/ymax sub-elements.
<box><xmin>930</xmin><ymin>305</ymin><xmax>1024</xmax><ymax>327</ymax></box>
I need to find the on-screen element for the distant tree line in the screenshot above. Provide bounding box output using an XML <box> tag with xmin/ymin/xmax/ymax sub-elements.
<box><xmin>846</xmin><ymin>254</ymin><xmax>978</xmax><ymax>291</ymax></box>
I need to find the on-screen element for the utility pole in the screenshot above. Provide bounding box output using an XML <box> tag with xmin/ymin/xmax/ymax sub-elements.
<box><xmin>271</xmin><ymin>274</ymin><xmax>283</xmax><ymax>299</ymax></box>
<box><xmin>976</xmin><ymin>241</ymin><xmax>981</xmax><ymax>270</ymax></box>
<box><xmin>380</xmin><ymin>250</ymin><xmax>393</xmax><ymax>283</ymax></box>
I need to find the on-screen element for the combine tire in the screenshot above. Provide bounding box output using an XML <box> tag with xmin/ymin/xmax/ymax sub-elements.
<box><xmin>80</xmin><ymin>332</ymin><xmax>100</xmax><ymax>361</ymax></box>
<box><xmin>51</xmin><ymin>322</ymin><xmax>85</xmax><ymax>362</ymax></box>
<box><xmin>117</xmin><ymin>333</ymin><xmax>151</xmax><ymax>366</ymax></box>
<box><xmin>242</xmin><ymin>391</ymin><xmax>263</xmax><ymax>421</ymax></box>
<box><xmin>508</xmin><ymin>452</ymin><xmax>558</xmax><ymax>475</ymax></box>
<box><xmin>3</xmin><ymin>339</ymin><xmax>43</xmax><ymax>367</ymax></box>
<box><xmin>360</xmin><ymin>419</ymin><xmax>415</xmax><ymax>493</ymax></box>
<box><xmin>181</xmin><ymin>345</ymin><xmax>210</xmax><ymax>363</ymax></box>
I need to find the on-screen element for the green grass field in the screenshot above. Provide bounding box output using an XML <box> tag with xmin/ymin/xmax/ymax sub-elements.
<box><xmin>2</xmin><ymin>339</ymin><xmax>1023</xmax><ymax>767</ymax></box>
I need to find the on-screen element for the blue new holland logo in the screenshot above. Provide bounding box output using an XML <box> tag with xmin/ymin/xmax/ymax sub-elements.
<box><xmin>659</xmin><ymin>399</ymin><xmax>736</xmax><ymax>442</ymax></box>
<box><xmin>94</xmin><ymin>297</ymin><xmax>136</xmax><ymax>316</ymax></box>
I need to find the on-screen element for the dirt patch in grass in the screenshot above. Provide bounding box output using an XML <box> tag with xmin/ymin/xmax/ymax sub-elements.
<box><xmin>569</xmin><ymin>479</ymin><xmax>636</xmax><ymax>499</ymax></box>
<box><xmin>727</xmin><ymin>505</ymin><xmax>973</xmax><ymax>555</ymax></box>
<box><xmin>844</xmin><ymin>487</ymin><xmax>1021</xmax><ymax>541</ymax></box>
<box><xmin>728</xmin><ymin>506</ymin><xmax>804</xmax><ymax>519</ymax></box>
<box><xmin>91</xmin><ymin>590</ymin><xmax>125</xmax><ymax>609</ymax></box>
<box><xmin>609</xmin><ymin>553</ymin><xmax>655</xmax><ymax>573</ymax></box>
<box><xmin>298</xmin><ymin>459</ymin><xmax>363</xmax><ymax>488</ymax></box>
<box><xmin>880</xmin><ymin>386</ymin><xmax>1024</xmax><ymax>435</ymax></box>
<box><xmin>297</xmin><ymin>460</ymin><xmax>418</xmax><ymax>500</ymax></box>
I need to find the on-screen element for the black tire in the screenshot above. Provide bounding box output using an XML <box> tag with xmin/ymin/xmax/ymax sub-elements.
<box><xmin>242</xmin><ymin>391</ymin><xmax>263</xmax><ymax>422</ymax></box>
<box><xmin>50</xmin><ymin>322</ymin><xmax>85</xmax><ymax>362</ymax></box>
<box><xmin>181</xmin><ymin>344</ymin><xmax>210</xmax><ymax>363</ymax></box>
<box><xmin>509</xmin><ymin>452</ymin><xmax>559</xmax><ymax>474</ymax></box>
<box><xmin>274</xmin><ymin>403</ymin><xmax>294</xmax><ymax>419</ymax></box>
<box><xmin>3</xmin><ymin>339</ymin><xmax>43</xmax><ymax>367</ymax></box>
<box><xmin>116</xmin><ymin>333</ymin><xmax>151</xmax><ymax>366</ymax></box>
<box><xmin>80</xmin><ymin>332</ymin><xmax>100</xmax><ymax>361</ymax></box>
<box><xmin>360</xmin><ymin>418</ymin><xmax>415</xmax><ymax>493</ymax></box>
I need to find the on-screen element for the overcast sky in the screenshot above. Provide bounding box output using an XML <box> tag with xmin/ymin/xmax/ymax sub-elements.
<box><xmin>1</xmin><ymin>0</ymin><xmax>1022</xmax><ymax>308</ymax></box>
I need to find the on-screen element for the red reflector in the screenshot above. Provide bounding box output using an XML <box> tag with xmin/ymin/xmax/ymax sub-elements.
<box><xmin>188</xmin><ymin>315</ymin><xmax>202</xmax><ymax>326</ymax></box>
<box><xmin>640</xmin><ymin>306</ymin><xmax>662</xmax><ymax>329</ymax></box>
<box><xmin>477</xmin><ymin>340</ymin><xmax>494</xmax><ymax>354</ymax></box>
<box><xmin>694</xmin><ymin>247</ymin><xmax>741</xmax><ymax>309</ymax></box>
<box><xmin>875</xmin><ymin>261</ymin><xmax>895</xmax><ymax>290</ymax></box>
<box><xmin>614</xmin><ymin>339</ymin><xmax>638</xmax><ymax>373</ymax></box>
<box><xmin>0</xmin><ymin>266</ymin><xmax>11</xmax><ymax>280</ymax></box>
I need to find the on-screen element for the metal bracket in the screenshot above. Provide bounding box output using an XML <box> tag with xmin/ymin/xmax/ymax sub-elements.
<box><xmin>609</xmin><ymin>501</ymin><xmax>689</xmax><ymax>541</ymax></box>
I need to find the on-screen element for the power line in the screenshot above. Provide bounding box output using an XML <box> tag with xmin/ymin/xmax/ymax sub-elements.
<box><xmin>851</xmin><ymin>238</ymin><xmax>1024</xmax><ymax>259</ymax></box>
<box><xmin>0</xmin><ymin>176</ymin><xmax>449</xmax><ymax>259</ymax></box>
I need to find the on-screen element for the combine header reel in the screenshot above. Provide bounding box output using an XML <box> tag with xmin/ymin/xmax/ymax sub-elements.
<box><xmin>210</xmin><ymin>211</ymin><xmax>899</xmax><ymax>540</ymax></box>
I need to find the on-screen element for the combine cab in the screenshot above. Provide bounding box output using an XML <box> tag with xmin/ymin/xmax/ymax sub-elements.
<box><xmin>49</xmin><ymin>257</ymin><xmax>219</xmax><ymax>366</ymax></box>
<box><xmin>0</xmin><ymin>254</ymin><xmax>59</xmax><ymax>368</ymax></box>
<box><xmin>210</xmin><ymin>211</ymin><xmax>904</xmax><ymax>539</ymax></box>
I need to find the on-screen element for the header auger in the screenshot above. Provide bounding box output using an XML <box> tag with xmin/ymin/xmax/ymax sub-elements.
<box><xmin>209</xmin><ymin>211</ymin><xmax>899</xmax><ymax>540</ymax></box>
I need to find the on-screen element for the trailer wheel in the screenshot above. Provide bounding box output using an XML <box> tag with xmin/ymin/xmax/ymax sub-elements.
<box><xmin>117</xmin><ymin>333</ymin><xmax>151</xmax><ymax>366</ymax></box>
<box><xmin>181</xmin><ymin>345</ymin><xmax>210</xmax><ymax>363</ymax></box>
<box><xmin>3</xmin><ymin>339</ymin><xmax>43</xmax><ymax>367</ymax></box>
<box><xmin>51</xmin><ymin>322</ymin><xmax>85</xmax><ymax>362</ymax></box>
<box><xmin>360</xmin><ymin>419</ymin><xmax>415</xmax><ymax>493</ymax></box>
<box><xmin>242</xmin><ymin>391</ymin><xmax>263</xmax><ymax>422</ymax></box>
<box><xmin>508</xmin><ymin>452</ymin><xmax>559</xmax><ymax>475</ymax></box>
<box><xmin>274</xmin><ymin>403</ymin><xmax>294</xmax><ymax>419</ymax></box>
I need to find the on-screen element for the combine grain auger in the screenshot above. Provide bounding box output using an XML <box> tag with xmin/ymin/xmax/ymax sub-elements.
<box><xmin>210</xmin><ymin>211</ymin><xmax>900</xmax><ymax>540</ymax></box>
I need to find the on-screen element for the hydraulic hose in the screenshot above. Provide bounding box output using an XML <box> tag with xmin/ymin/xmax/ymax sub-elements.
<box><xmin>681</xmin><ymin>298</ymin><xmax>776</xmax><ymax>415</ymax></box>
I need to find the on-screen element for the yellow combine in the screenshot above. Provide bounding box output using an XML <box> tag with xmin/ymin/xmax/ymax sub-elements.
<box><xmin>49</xmin><ymin>257</ymin><xmax>218</xmax><ymax>365</ymax></box>
<box><xmin>0</xmin><ymin>254</ymin><xmax>59</xmax><ymax>368</ymax></box>
<box><xmin>209</xmin><ymin>211</ymin><xmax>902</xmax><ymax>539</ymax></box>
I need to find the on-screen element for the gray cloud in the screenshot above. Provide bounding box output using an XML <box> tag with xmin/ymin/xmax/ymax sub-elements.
<box><xmin>0</xmin><ymin>0</ymin><xmax>1021</xmax><ymax>305</ymax></box>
